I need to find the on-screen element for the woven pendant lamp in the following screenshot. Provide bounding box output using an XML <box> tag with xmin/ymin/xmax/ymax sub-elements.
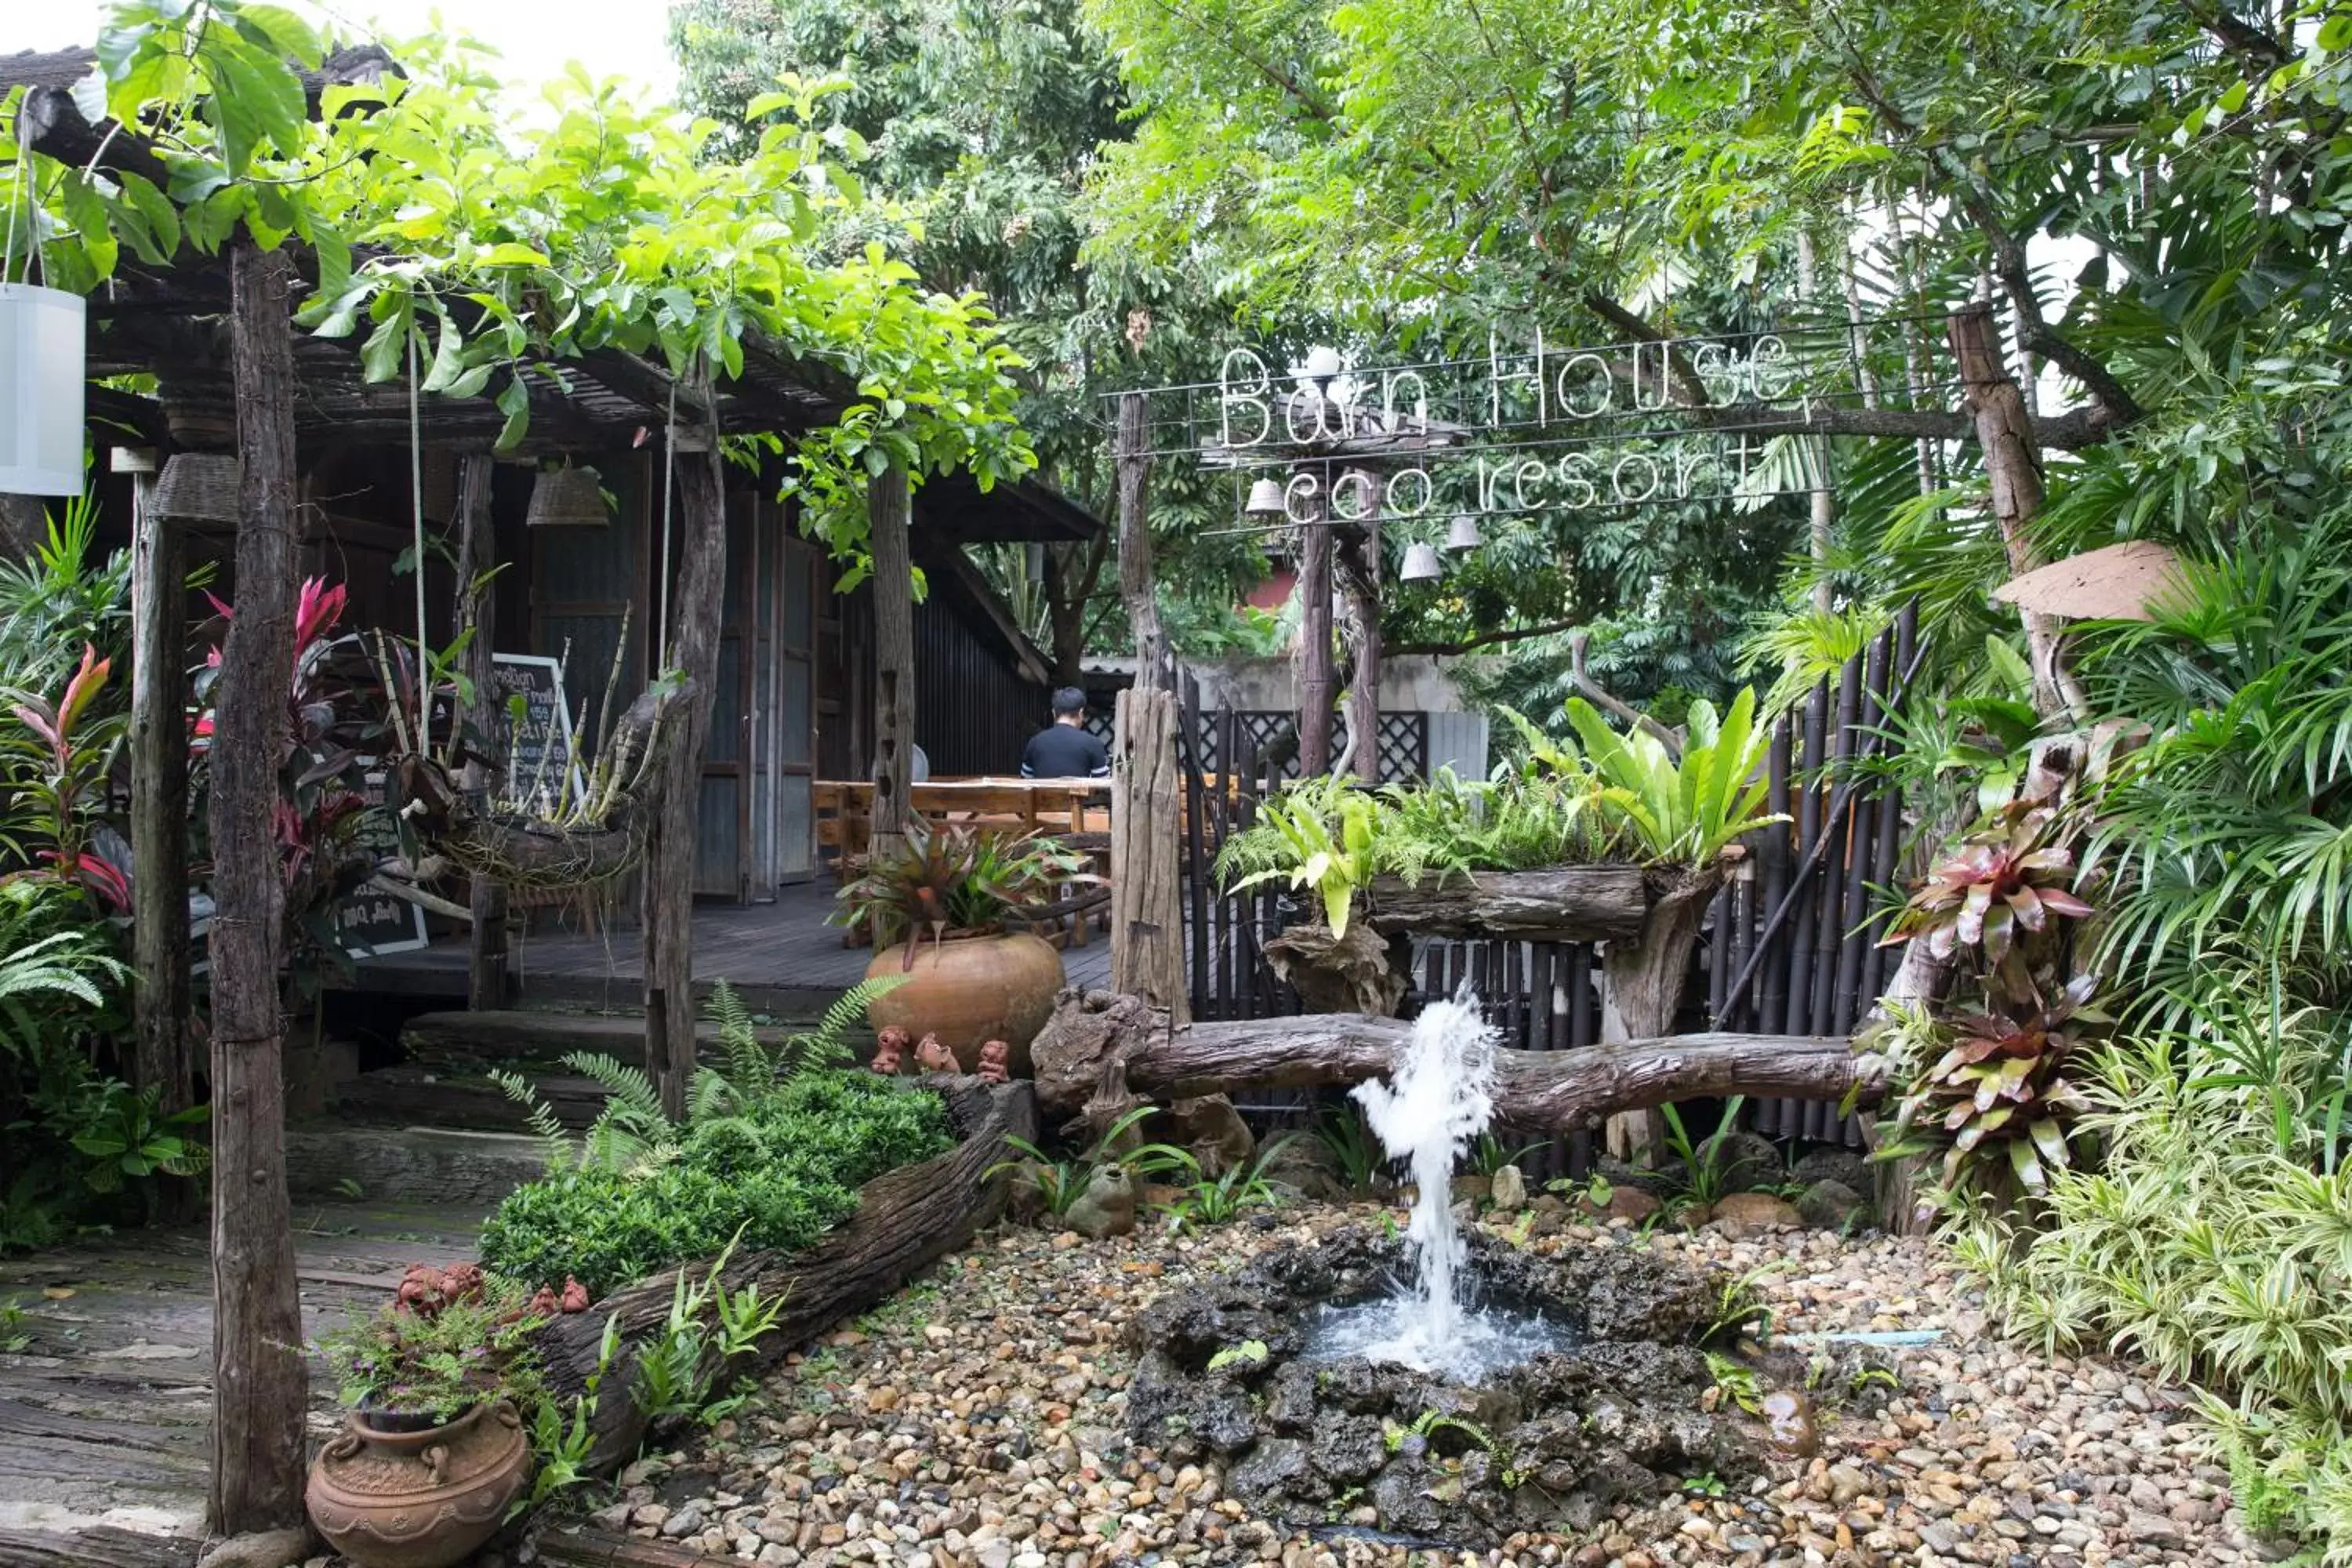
<box><xmin>151</xmin><ymin>453</ymin><xmax>241</xmax><ymax>524</ymax></box>
<box><xmin>525</xmin><ymin>466</ymin><xmax>609</xmax><ymax>529</ymax></box>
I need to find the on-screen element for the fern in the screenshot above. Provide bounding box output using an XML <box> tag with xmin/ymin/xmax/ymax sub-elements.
<box><xmin>709</xmin><ymin>980</ymin><xmax>766</xmax><ymax>1096</ymax></box>
<box><xmin>491</xmin><ymin>1069</ymin><xmax>576</xmax><ymax>1172</ymax></box>
<box><xmin>785</xmin><ymin>976</ymin><xmax>907</xmax><ymax>1076</ymax></box>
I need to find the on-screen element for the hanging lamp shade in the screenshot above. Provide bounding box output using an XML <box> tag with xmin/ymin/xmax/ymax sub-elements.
<box><xmin>0</xmin><ymin>283</ymin><xmax>86</xmax><ymax>496</ymax></box>
<box><xmin>1445</xmin><ymin>513</ymin><xmax>1483</xmax><ymax>553</ymax></box>
<box><xmin>151</xmin><ymin>453</ymin><xmax>241</xmax><ymax>524</ymax></box>
<box><xmin>526</xmin><ymin>466</ymin><xmax>610</xmax><ymax>529</ymax></box>
<box><xmin>1401</xmin><ymin>543</ymin><xmax>1444</xmax><ymax>583</ymax></box>
<box><xmin>1243</xmin><ymin>476</ymin><xmax>1287</xmax><ymax>515</ymax></box>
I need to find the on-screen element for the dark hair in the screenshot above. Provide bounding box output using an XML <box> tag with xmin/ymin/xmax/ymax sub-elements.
<box><xmin>1051</xmin><ymin>686</ymin><xmax>1087</xmax><ymax>717</ymax></box>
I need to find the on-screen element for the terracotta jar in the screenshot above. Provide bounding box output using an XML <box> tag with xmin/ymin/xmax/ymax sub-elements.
<box><xmin>866</xmin><ymin>931</ymin><xmax>1064</xmax><ymax>1076</ymax></box>
<box><xmin>306</xmin><ymin>1399</ymin><xmax>532</xmax><ymax>1568</ymax></box>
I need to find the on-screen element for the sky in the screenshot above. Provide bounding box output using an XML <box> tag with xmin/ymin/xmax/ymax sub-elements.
<box><xmin>2</xmin><ymin>0</ymin><xmax>679</xmax><ymax>107</ymax></box>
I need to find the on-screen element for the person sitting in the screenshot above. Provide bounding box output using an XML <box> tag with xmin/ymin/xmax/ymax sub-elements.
<box><xmin>1021</xmin><ymin>687</ymin><xmax>1110</xmax><ymax>779</ymax></box>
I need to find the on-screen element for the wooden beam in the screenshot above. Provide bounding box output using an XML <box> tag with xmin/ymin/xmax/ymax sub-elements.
<box><xmin>1362</xmin><ymin>866</ymin><xmax>1650</xmax><ymax>943</ymax></box>
<box><xmin>1029</xmin><ymin>990</ymin><xmax>1875</xmax><ymax>1133</ymax></box>
<box><xmin>128</xmin><ymin>456</ymin><xmax>193</xmax><ymax>1118</ymax></box>
<box><xmin>208</xmin><ymin>238</ymin><xmax>309</xmax><ymax>1535</ymax></box>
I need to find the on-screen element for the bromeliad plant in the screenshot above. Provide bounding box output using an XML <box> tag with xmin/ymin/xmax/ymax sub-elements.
<box><xmin>1881</xmin><ymin>802</ymin><xmax>2095</xmax><ymax>969</ymax></box>
<box><xmin>832</xmin><ymin>821</ymin><xmax>1097</xmax><ymax>960</ymax></box>
<box><xmin>1872</xmin><ymin>794</ymin><xmax>2107</xmax><ymax>1200</ymax></box>
<box><xmin>1878</xmin><ymin>976</ymin><xmax>2105</xmax><ymax>1195</ymax></box>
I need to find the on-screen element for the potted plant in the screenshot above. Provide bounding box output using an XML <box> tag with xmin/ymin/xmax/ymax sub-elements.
<box><xmin>833</xmin><ymin>822</ymin><xmax>1096</xmax><ymax>1075</ymax></box>
<box><xmin>307</xmin><ymin>1264</ymin><xmax>543</xmax><ymax>1568</ymax></box>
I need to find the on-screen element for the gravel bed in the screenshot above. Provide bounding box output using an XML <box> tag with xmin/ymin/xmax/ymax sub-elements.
<box><xmin>588</xmin><ymin>1203</ymin><xmax>2288</xmax><ymax>1568</ymax></box>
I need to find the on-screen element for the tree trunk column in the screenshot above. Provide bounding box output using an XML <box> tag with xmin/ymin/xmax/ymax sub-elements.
<box><xmin>451</xmin><ymin>454</ymin><xmax>507</xmax><ymax>1011</ymax></box>
<box><xmin>1948</xmin><ymin>306</ymin><xmax>2081</xmax><ymax>719</ymax></box>
<box><xmin>1295</xmin><ymin>481</ymin><xmax>1334</xmax><ymax>776</ymax></box>
<box><xmin>1115</xmin><ymin>393</ymin><xmax>1170</xmax><ymax>695</ymax></box>
<box><xmin>867</xmin><ymin>467</ymin><xmax>917</xmax><ymax>861</ymax></box>
<box><xmin>209</xmin><ymin>238</ymin><xmax>308</xmax><ymax>1537</ymax></box>
<box><xmin>1600</xmin><ymin>873</ymin><xmax>1724</xmax><ymax>1163</ymax></box>
<box><xmin>128</xmin><ymin>451</ymin><xmax>192</xmax><ymax>1116</ymax></box>
<box><xmin>1335</xmin><ymin>471</ymin><xmax>1382</xmax><ymax>780</ymax></box>
<box><xmin>1110</xmin><ymin>687</ymin><xmax>1189</xmax><ymax>1021</ymax></box>
<box><xmin>643</xmin><ymin>422</ymin><xmax>730</xmax><ymax>1121</ymax></box>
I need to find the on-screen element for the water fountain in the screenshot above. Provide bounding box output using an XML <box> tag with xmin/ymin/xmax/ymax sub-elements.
<box><xmin>1125</xmin><ymin>995</ymin><xmax>1773</xmax><ymax>1544</ymax></box>
<box><xmin>1306</xmin><ymin>996</ymin><xmax>1572</xmax><ymax>1379</ymax></box>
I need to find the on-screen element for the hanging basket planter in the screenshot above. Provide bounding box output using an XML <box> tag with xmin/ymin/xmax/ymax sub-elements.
<box><xmin>0</xmin><ymin>282</ymin><xmax>86</xmax><ymax>496</ymax></box>
<box><xmin>393</xmin><ymin>753</ymin><xmax>649</xmax><ymax>896</ymax></box>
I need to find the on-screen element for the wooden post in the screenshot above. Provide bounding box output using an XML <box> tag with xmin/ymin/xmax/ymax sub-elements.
<box><xmin>125</xmin><ymin>449</ymin><xmax>192</xmax><ymax>1116</ymax></box>
<box><xmin>1334</xmin><ymin>471</ymin><xmax>1382</xmax><ymax>780</ymax></box>
<box><xmin>1599</xmin><ymin>874</ymin><xmax>1722</xmax><ymax>1163</ymax></box>
<box><xmin>643</xmin><ymin>419</ymin><xmax>730</xmax><ymax>1122</ymax></box>
<box><xmin>1110</xmin><ymin>687</ymin><xmax>1189</xmax><ymax>1022</ymax></box>
<box><xmin>1949</xmin><ymin>306</ymin><xmax>2082</xmax><ymax>719</ymax></box>
<box><xmin>451</xmin><ymin>454</ymin><xmax>506</xmax><ymax>1011</ymax></box>
<box><xmin>208</xmin><ymin>238</ymin><xmax>308</xmax><ymax>1537</ymax></box>
<box><xmin>867</xmin><ymin>466</ymin><xmax>916</xmax><ymax>858</ymax></box>
<box><xmin>1115</xmin><ymin>393</ymin><xmax>1169</xmax><ymax>695</ymax></box>
<box><xmin>1296</xmin><ymin>481</ymin><xmax>1334</xmax><ymax>776</ymax></box>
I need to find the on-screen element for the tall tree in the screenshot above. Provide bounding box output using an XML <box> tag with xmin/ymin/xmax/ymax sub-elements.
<box><xmin>670</xmin><ymin>0</ymin><xmax>1263</xmax><ymax>671</ymax></box>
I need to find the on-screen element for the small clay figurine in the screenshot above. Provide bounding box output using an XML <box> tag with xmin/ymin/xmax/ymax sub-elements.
<box><xmin>975</xmin><ymin>1038</ymin><xmax>1011</xmax><ymax>1083</ymax></box>
<box><xmin>914</xmin><ymin>1031</ymin><xmax>960</xmax><ymax>1074</ymax></box>
<box><xmin>871</xmin><ymin>1025</ymin><xmax>909</xmax><ymax>1076</ymax></box>
<box><xmin>1064</xmin><ymin>1163</ymin><xmax>1137</xmax><ymax>1239</ymax></box>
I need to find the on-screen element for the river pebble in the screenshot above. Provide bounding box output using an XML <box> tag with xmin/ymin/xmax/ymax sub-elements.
<box><xmin>612</xmin><ymin>1202</ymin><xmax>2288</xmax><ymax>1568</ymax></box>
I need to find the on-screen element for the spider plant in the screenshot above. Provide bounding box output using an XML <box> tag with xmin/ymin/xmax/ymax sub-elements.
<box><xmin>1314</xmin><ymin>1102</ymin><xmax>1392</xmax><ymax>1192</ymax></box>
<box><xmin>1151</xmin><ymin>1136</ymin><xmax>1298</xmax><ymax>1230</ymax></box>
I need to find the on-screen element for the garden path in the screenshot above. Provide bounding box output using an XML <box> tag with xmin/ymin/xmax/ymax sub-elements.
<box><xmin>0</xmin><ymin>1199</ymin><xmax>485</xmax><ymax>1568</ymax></box>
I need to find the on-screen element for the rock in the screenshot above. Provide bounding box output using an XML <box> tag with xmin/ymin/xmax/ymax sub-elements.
<box><xmin>1712</xmin><ymin>1128</ymin><xmax>1785</xmax><ymax>1190</ymax></box>
<box><xmin>1762</xmin><ymin>1388</ymin><xmax>1818</xmax><ymax>1457</ymax></box>
<box><xmin>1261</xmin><ymin>1134</ymin><xmax>1347</xmax><ymax>1201</ymax></box>
<box><xmin>1490</xmin><ymin>1163</ymin><xmax>1528</xmax><ymax>1210</ymax></box>
<box><xmin>1064</xmin><ymin>1165</ymin><xmax>1136</xmax><ymax>1239</ymax></box>
<box><xmin>1168</xmin><ymin>1094</ymin><xmax>1255</xmax><ymax>1178</ymax></box>
<box><xmin>1797</xmin><ymin>1178</ymin><xmax>1868</xmax><ymax>1229</ymax></box>
<box><xmin>197</xmin><ymin>1529</ymin><xmax>315</xmax><ymax>1568</ymax></box>
<box><xmin>1790</xmin><ymin>1145</ymin><xmax>1873</xmax><ymax>1194</ymax></box>
<box><xmin>1450</xmin><ymin>1174</ymin><xmax>1491</xmax><ymax>1204</ymax></box>
<box><xmin>1710</xmin><ymin>1192</ymin><xmax>1802</xmax><ymax>1234</ymax></box>
<box><xmin>2127</xmin><ymin>1512</ymin><xmax>2185</xmax><ymax>1546</ymax></box>
<box><xmin>1827</xmin><ymin>1464</ymin><xmax>1868</xmax><ymax>1505</ymax></box>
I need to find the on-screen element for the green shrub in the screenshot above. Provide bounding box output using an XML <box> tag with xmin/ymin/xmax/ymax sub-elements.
<box><xmin>1952</xmin><ymin>993</ymin><xmax>2352</xmax><ymax>1559</ymax></box>
<box><xmin>479</xmin><ymin>1070</ymin><xmax>952</xmax><ymax>1296</ymax></box>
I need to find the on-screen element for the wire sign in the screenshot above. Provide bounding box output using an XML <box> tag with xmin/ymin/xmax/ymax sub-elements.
<box><xmin>1123</xmin><ymin>313</ymin><xmax>1960</xmax><ymax>521</ymax></box>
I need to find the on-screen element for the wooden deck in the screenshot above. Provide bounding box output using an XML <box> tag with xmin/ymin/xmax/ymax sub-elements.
<box><xmin>0</xmin><ymin>1200</ymin><xmax>485</xmax><ymax>1565</ymax></box>
<box><xmin>354</xmin><ymin>879</ymin><xmax>1113</xmax><ymax>1011</ymax></box>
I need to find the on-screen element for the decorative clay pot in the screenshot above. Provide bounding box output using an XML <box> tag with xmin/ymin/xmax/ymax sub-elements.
<box><xmin>866</xmin><ymin>931</ymin><xmax>1064</xmax><ymax>1076</ymax></box>
<box><xmin>305</xmin><ymin>1399</ymin><xmax>532</xmax><ymax>1568</ymax></box>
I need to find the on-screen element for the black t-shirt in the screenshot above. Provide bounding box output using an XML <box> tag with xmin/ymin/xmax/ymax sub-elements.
<box><xmin>1022</xmin><ymin>723</ymin><xmax>1109</xmax><ymax>778</ymax></box>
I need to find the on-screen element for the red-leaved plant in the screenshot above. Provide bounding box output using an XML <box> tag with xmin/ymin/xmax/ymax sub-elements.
<box><xmin>1</xmin><ymin>644</ymin><xmax>130</xmax><ymax>909</ymax></box>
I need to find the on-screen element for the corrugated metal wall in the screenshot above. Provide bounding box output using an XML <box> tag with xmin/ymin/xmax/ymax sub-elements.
<box><xmin>912</xmin><ymin>593</ymin><xmax>1047</xmax><ymax>775</ymax></box>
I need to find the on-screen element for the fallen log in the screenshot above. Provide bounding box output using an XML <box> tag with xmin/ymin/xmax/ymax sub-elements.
<box><xmin>1361</xmin><ymin>866</ymin><xmax>1649</xmax><ymax>943</ymax></box>
<box><xmin>532</xmin><ymin>1077</ymin><xmax>1032</xmax><ymax>1472</ymax></box>
<box><xmin>1029</xmin><ymin>989</ymin><xmax>1878</xmax><ymax>1135</ymax></box>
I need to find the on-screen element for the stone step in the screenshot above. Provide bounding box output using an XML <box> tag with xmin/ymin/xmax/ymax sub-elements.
<box><xmin>284</xmin><ymin>1123</ymin><xmax>549</xmax><ymax>1206</ymax></box>
<box><xmin>398</xmin><ymin>1007</ymin><xmax>871</xmax><ymax>1071</ymax></box>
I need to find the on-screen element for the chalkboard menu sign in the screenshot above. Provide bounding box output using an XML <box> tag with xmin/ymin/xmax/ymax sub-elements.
<box><xmin>327</xmin><ymin>764</ymin><xmax>430</xmax><ymax>958</ymax></box>
<box><xmin>490</xmin><ymin>653</ymin><xmax>584</xmax><ymax>812</ymax></box>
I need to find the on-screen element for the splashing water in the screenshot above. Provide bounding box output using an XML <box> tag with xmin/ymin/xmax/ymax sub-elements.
<box><xmin>1308</xmin><ymin>996</ymin><xmax>1572</xmax><ymax>1380</ymax></box>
